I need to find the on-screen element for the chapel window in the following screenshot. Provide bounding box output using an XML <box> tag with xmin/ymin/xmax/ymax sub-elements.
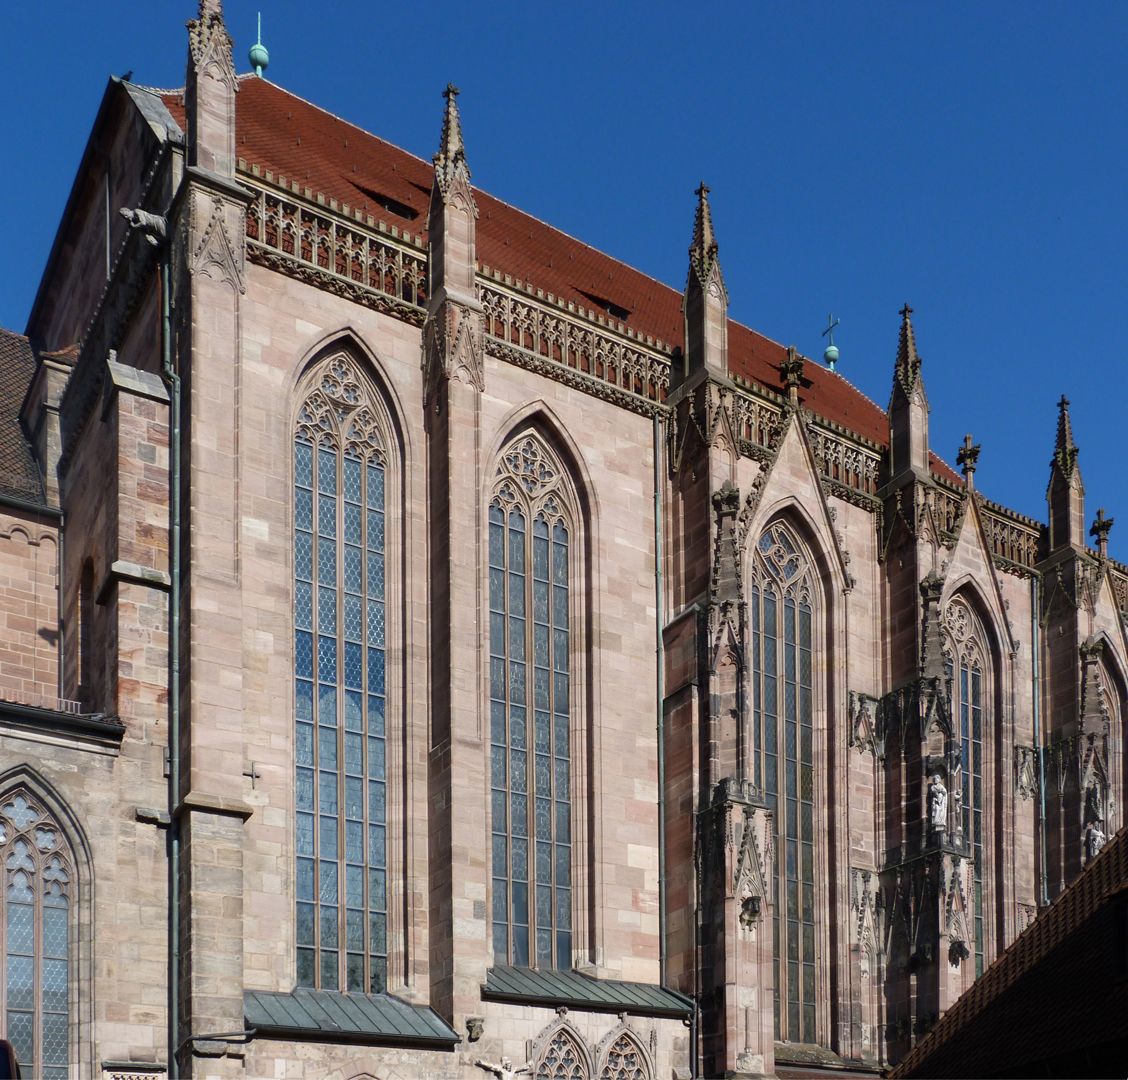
<box><xmin>750</xmin><ymin>521</ymin><xmax>817</xmax><ymax>1042</ymax></box>
<box><xmin>0</xmin><ymin>788</ymin><xmax>71</xmax><ymax>1080</ymax></box>
<box><xmin>535</xmin><ymin>1027</ymin><xmax>588</xmax><ymax>1079</ymax></box>
<box><xmin>488</xmin><ymin>433</ymin><xmax>574</xmax><ymax>969</ymax></box>
<box><xmin>600</xmin><ymin>1031</ymin><xmax>651</xmax><ymax>1080</ymax></box>
<box><xmin>293</xmin><ymin>353</ymin><xmax>389</xmax><ymax>993</ymax></box>
<box><xmin>944</xmin><ymin>596</ymin><xmax>987</xmax><ymax>977</ymax></box>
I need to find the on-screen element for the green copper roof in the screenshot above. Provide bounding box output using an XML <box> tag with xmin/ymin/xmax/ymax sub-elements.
<box><xmin>483</xmin><ymin>965</ymin><xmax>693</xmax><ymax>1018</ymax></box>
<box><xmin>244</xmin><ymin>989</ymin><xmax>458</xmax><ymax>1047</ymax></box>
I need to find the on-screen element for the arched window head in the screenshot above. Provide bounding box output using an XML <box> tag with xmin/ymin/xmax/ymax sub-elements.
<box><xmin>749</xmin><ymin>519</ymin><xmax>816</xmax><ymax>1042</ymax></box>
<box><xmin>293</xmin><ymin>350</ymin><xmax>391</xmax><ymax>994</ymax></box>
<box><xmin>535</xmin><ymin>1026</ymin><xmax>590</xmax><ymax>1080</ymax></box>
<box><xmin>943</xmin><ymin>595</ymin><xmax>988</xmax><ymax>976</ymax></box>
<box><xmin>489</xmin><ymin>431</ymin><xmax>575</xmax><ymax>970</ymax></box>
<box><xmin>599</xmin><ymin>1031</ymin><xmax>651</xmax><ymax>1080</ymax></box>
<box><xmin>1</xmin><ymin>788</ymin><xmax>72</xmax><ymax>1080</ymax></box>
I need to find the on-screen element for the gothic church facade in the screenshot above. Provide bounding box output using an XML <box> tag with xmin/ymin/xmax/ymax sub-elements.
<box><xmin>0</xmin><ymin>4</ymin><xmax>1125</xmax><ymax>1078</ymax></box>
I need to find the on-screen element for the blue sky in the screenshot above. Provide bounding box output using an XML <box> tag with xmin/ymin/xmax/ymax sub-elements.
<box><xmin>1</xmin><ymin>2</ymin><xmax>1125</xmax><ymax>556</ymax></box>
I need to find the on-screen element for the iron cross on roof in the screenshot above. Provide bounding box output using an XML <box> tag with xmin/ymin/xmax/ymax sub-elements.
<box><xmin>821</xmin><ymin>313</ymin><xmax>839</xmax><ymax>345</ymax></box>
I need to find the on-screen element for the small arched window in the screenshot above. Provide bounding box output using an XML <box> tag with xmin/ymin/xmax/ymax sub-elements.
<box><xmin>293</xmin><ymin>351</ymin><xmax>390</xmax><ymax>993</ymax></box>
<box><xmin>749</xmin><ymin>520</ymin><xmax>817</xmax><ymax>1042</ymax></box>
<box><xmin>1</xmin><ymin>788</ymin><xmax>72</xmax><ymax>1079</ymax></box>
<box><xmin>535</xmin><ymin>1025</ymin><xmax>590</xmax><ymax>1080</ymax></box>
<box><xmin>488</xmin><ymin>433</ymin><xmax>575</xmax><ymax>970</ymax></box>
<box><xmin>944</xmin><ymin>596</ymin><xmax>989</xmax><ymax>976</ymax></box>
<box><xmin>599</xmin><ymin>1030</ymin><xmax>651</xmax><ymax>1080</ymax></box>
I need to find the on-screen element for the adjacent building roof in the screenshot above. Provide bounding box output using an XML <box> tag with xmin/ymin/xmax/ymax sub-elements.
<box><xmin>483</xmin><ymin>964</ymin><xmax>693</xmax><ymax>1019</ymax></box>
<box><xmin>890</xmin><ymin>824</ymin><xmax>1128</xmax><ymax>1078</ymax></box>
<box><xmin>0</xmin><ymin>329</ymin><xmax>44</xmax><ymax>505</ymax></box>
<box><xmin>155</xmin><ymin>77</ymin><xmax>957</xmax><ymax>478</ymax></box>
<box><xmin>244</xmin><ymin>988</ymin><xmax>459</xmax><ymax>1047</ymax></box>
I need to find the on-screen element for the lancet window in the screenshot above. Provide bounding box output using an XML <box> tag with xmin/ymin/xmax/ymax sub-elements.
<box><xmin>944</xmin><ymin>596</ymin><xmax>987</xmax><ymax>977</ymax></box>
<box><xmin>293</xmin><ymin>353</ymin><xmax>389</xmax><ymax>993</ymax></box>
<box><xmin>749</xmin><ymin>521</ymin><xmax>817</xmax><ymax>1042</ymax></box>
<box><xmin>489</xmin><ymin>433</ymin><xmax>574</xmax><ymax>969</ymax></box>
<box><xmin>1</xmin><ymin>788</ymin><xmax>71</xmax><ymax>1080</ymax></box>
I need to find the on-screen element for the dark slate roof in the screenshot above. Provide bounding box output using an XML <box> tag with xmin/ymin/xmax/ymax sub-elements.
<box><xmin>483</xmin><ymin>965</ymin><xmax>693</xmax><ymax>1018</ymax></box>
<box><xmin>0</xmin><ymin>329</ymin><xmax>44</xmax><ymax>504</ymax></box>
<box><xmin>244</xmin><ymin>988</ymin><xmax>458</xmax><ymax>1047</ymax></box>
<box><xmin>890</xmin><ymin>823</ymin><xmax>1128</xmax><ymax>1078</ymax></box>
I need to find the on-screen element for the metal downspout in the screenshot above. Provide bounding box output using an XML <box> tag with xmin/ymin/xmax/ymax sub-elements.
<box><xmin>1031</xmin><ymin>574</ymin><xmax>1048</xmax><ymax>907</ymax></box>
<box><xmin>159</xmin><ymin>250</ymin><xmax>183</xmax><ymax>1075</ymax></box>
<box><xmin>653</xmin><ymin>413</ymin><xmax>667</xmax><ymax>988</ymax></box>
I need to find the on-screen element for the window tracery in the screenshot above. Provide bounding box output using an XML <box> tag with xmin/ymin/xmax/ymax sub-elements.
<box><xmin>943</xmin><ymin>595</ymin><xmax>987</xmax><ymax>977</ymax></box>
<box><xmin>749</xmin><ymin>520</ymin><xmax>816</xmax><ymax>1042</ymax></box>
<box><xmin>1</xmin><ymin>788</ymin><xmax>71</xmax><ymax>1080</ymax></box>
<box><xmin>535</xmin><ymin>1027</ymin><xmax>589</xmax><ymax>1080</ymax></box>
<box><xmin>293</xmin><ymin>351</ymin><xmax>389</xmax><ymax>993</ymax></box>
<box><xmin>489</xmin><ymin>432</ymin><xmax>574</xmax><ymax>969</ymax></box>
<box><xmin>599</xmin><ymin>1032</ymin><xmax>649</xmax><ymax>1080</ymax></box>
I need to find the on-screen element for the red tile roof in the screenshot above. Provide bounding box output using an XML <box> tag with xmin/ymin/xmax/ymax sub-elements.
<box><xmin>0</xmin><ymin>329</ymin><xmax>45</xmax><ymax>504</ymax></box>
<box><xmin>161</xmin><ymin>77</ymin><xmax>958</xmax><ymax>478</ymax></box>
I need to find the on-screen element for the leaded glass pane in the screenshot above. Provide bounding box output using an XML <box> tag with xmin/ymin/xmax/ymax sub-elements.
<box><xmin>1</xmin><ymin>789</ymin><xmax>73</xmax><ymax>1078</ymax></box>
<box><xmin>488</xmin><ymin>434</ymin><xmax>573</xmax><ymax>969</ymax></box>
<box><xmin>752</xmin><ymin>522</ymin><xmax>816</xmax><ymax>1043</ymax></box>
<box><xmin>293</xmin><ymin>357</ymin><xmax>388</xmax><ymax>993</ymax></box>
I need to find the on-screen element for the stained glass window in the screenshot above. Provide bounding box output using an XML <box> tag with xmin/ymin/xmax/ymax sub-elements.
<box><xmin>750</xmin><ymin>521</ymin><xmax>816</xmax><ymax>1042</ymax></box>
<box><xmin>944</xmin><ymin>597</ymin><xmax>986</xmax><ymax>977</ymax></box>
<box><xmin>294</xmin><ymin>353</ymin><xmax>388</xmax><ymax>993</ymax></box>
<box><xmin>489</xmin><ymin>434</ymin><xmax>573</xmax><ymax>970</ymax></box>
<box><xmin>1</xmin><ymin>789</ymin><xmax>71</xmax><ymax>1080</ymax></box>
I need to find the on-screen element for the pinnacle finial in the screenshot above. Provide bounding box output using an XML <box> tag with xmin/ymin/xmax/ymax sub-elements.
<box><xmin>188</xmin><ymin>0</ymin><xmax>232</xmax><ymax>68</ymax></box>
<box><xmin>1054</xmin><ymin>394</ymin><xmax>1079</xmax><ymax>478</ymax></box>
<box><xmin>894</xmin><ymin>302</ymin><xmax>921</xmax><ymax>391</ymax></box>
<box><xmin>957</xmin><ymin>433</ymin><xmax>981</xmax><ymax>485</ymax></box>
<box><xmin>690</xmin><ymin>181</ymin><xmax>718</xmax><ymax>276</ymax></box>
<box><xmin>433</xmin><ymin>83</ymin><xmax>470</xmax><ymax>196</ymax></box>
<box><xmin>1090</xmin><ymin>508</ymin><xmax>1114</xmax><ymax>557</ymax></box>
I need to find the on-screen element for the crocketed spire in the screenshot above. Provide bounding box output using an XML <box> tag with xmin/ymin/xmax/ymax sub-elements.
<box><xmin>188</xmin><ymin>0</ymin><xmax>232</xmax><ymax>68</ymax></box>
<box><xmin>433</xmin><ymin>84</ymin><xmax>471</xmax><ymax>199</ymax></box>
<box><xmin>1054</xmin><ymin>394</ymin><xmax>1079</xmax><ymax>479</ymax></box>
<box><xmin>894</xmin><ymin>302</ymin><xmax>921</xmax><ymax>393</ymax></box>
<box><xmin>689</xmin><ymin>182</ymin><xmax>719</xmax><ymax>284</ymax></box>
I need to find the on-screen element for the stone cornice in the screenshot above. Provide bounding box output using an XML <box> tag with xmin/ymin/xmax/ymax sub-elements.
<box><xmin>0</xmin><ymin>699</ymin><xmax>125</xmax><ymax>751</ymax></box>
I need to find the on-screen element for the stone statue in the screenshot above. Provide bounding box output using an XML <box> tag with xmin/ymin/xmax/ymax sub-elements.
<box><xmin>476</xmin><ymin>1057</ymin><xmax>532</xmax><ymax>1080</ymax></box>
<box><xmin>1085</xmin><ymin>820</ymin><xmax>1107</xmax><ymax>862</ymax></box>
<box><xmin>928</xmin><ymin>773</ymin><xmax>948</xmax><ymax>831</ymax></box>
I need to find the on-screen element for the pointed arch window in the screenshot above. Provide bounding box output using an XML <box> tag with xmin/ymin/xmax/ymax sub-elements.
<box><xmin>535</xmin><ymin>1026</ymin><xmax>589</xmax><ymax>1080</ymax></box>
<box><xmin>599</xmin><ymin>1031</ymin><xmax>651</xmax><ymax>1080</ymax></box>
<box><xmin>489</xmin><ymin>434</ymin><xmax>573</xmax><ymax>969</ymax></box>
<box><xmin>944</xmin><ymin>597</ymin><xmax>986</xmax><ymax>977</ymax></box>
<box><xmin>1100</xmin><ymin>666</ymin><xmax>1123</xmax><ymax>835</ymax></box>
<box><xmin>749</xmin><ymin>521</ymin><xmax>816</xmax><ymax>1042</ymax></box>
<box><xmin>1</xmin><ymin>789</ymin><xmax>72</xmax><ymax>1080</ymax></box>
<box><xmin>294</xmin><ymin>353</ymin><xmax>389</xmax><ymax>993</ymax></box>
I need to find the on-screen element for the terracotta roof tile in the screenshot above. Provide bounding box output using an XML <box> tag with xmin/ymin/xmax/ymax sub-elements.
<box><xmin>162</xmin><ymin>78</ymin><xmax>959</xmax><ymax>478</ymax></box>
<box><xmin>0</xmin><ymin>329</ymin><xmax>44</xmax><ymax>504</ymax></box>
